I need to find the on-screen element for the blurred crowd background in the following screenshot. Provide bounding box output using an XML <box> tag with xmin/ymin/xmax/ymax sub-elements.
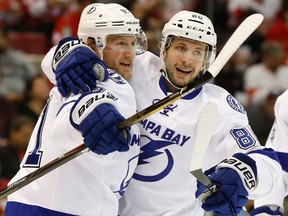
<box><xmin>0</xmin><ymin>0</ymin><xmax>288</xmax><ymax>214</ymax></box>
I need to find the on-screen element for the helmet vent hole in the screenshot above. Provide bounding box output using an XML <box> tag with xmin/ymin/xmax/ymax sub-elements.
<box><xmin>172</xmin><ymin>23</ymin><xmax>183</xmax><ymax>28</ymax></box>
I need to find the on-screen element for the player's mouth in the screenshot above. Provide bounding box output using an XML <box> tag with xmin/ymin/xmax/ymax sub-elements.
<box><xmin>176</xmin><ymin>67</ymin><xmax>192</xmax><ymax>75</ymax></box>
<box><xmin>120</xmin><ymin>62</ymin><xmax>131</xmax><ymax>67</ymax></box>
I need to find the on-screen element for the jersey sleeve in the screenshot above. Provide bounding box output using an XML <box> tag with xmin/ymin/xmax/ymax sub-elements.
<box><xmin>252</xmin><ymin>90</ymin><xmax>288</xmax><ymax>209</ymax></box>
<box><xmin>266</xmin><ymin>90</ymin><xmax>288</xmax><ymax>152</ymax></box>
<box><xmin>253</xmin><ymin>168</ymin><xmax>286</xmax><ymax>211</ymax></box>
<box><xmin>41</xmin><ymin>46</ymin><xmax>57</xmax><ymax>85</ymax></box>
<box><xmin>203</xmin><ymin>85</ymin><xmax>282</xmax><ymax>200</ymax></box>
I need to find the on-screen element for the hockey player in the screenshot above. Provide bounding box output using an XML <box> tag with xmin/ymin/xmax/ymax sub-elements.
<box><xmin>5</xmin><ymin>3</ymin><xmax>141</xmax><ymax>216</ymax></box>
<box><xmin>118</xmin><ymin>11</ymin><xmax>281</xmax><ymax>216</ymax></box>
<box><xmin>39</xmin><ymin>6</ymin><xmax>282</xmax><ymax>216</ymax></box>
<box><xmin>250</xmin><ymin>89</ymin><xmax>288</xmax><ymax>216</ymax></box>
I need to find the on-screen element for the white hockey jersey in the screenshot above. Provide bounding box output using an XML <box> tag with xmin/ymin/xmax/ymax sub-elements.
<box><xmin>254</xmin><ymin>89</ymin><xmax>288</xmax><ymax>210</ymax></box>
<box><xmin>6</xmin><ymin>53</ymin><xmax>140</xmax><ymax>215</ymax></box>
<box><xmin>118</xmin><ymin>51</ymin><xmax>283</xmax><ymax>216</ymax></box>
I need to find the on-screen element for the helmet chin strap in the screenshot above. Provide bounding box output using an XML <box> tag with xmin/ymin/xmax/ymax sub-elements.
<box><xmin>160</xmin><ymin>68</ymin><xmax>182</xmax><ymax>91</ymax></box>
<box><xmin>160</xmin><ymin>68</ymin><xmax>207</xmax><ymax>92</ymax></box>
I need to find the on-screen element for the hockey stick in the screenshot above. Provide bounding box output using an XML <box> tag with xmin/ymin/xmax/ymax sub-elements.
<box><xmin>189</xmin><ymin>102</ymin><xmax>218</xmax><ymax>216</ymax></box>
<box><xmin>189</xmin><ymin>102</ymin><xmax>250</xmax><ymax>216</ymax></box>
<box><xmin>0</xmin><ymin>13</ymin><xmax>264</xmax><ymax>199</ymax></box>
<box><xmin>189</xmin><ymin>102</ymin><xmax>218</xmax><ymax>193</ymax></box>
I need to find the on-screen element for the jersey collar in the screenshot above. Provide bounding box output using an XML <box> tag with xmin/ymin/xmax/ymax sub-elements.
<box><xmin>159</xmin><ymin>76</ymin><xmax>202</xmax><ymax>100</ymax></box>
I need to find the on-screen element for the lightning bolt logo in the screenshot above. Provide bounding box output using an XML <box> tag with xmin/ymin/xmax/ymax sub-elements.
<box><xmin>133</xmin><ymin>135</ymin><xmax>176</xmax><ymax>182</ymax></box>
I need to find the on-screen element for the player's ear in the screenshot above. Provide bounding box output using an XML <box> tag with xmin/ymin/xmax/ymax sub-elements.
<box><xmin>86</xmin><ymin>37</ymin><xmax>101</xmax><ymax>58</ymax></box>
<box><xmin>200</xmin><ymin>62</ymin><xmax>205</xmax><ymax>71</ymax></box>
<box><xmin>91</xmin><ymin>46</ymin><xmax>101</xmax><ymax>59</ymax></box>
<box><xmin>162</xmin><ymin>50</ymin><xmax>167</xmax><ymax>61</ymax></box>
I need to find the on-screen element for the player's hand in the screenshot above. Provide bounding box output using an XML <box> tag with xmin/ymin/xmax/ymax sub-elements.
<box><xmin>250</xmin><ymin>205</ymin><xmax>283</xmax><ymax>216</ymax></box>
<box><xmin>53</xmin><ymin>37</ymin><xmax>108</xmax><ymax>97</ymax></box>
<box><xmin>73</xmin><ymin>103</ymin><xmax>131</xmax><ymax>155</ymax></box>
<box><xmin>195</xmin><ymin>153</ymin><xmax>257</xmax><ymax>216</ymax></box>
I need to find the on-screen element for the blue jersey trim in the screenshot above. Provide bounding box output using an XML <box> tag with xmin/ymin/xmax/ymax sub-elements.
<box><xmin>5</xmin><ymin>202</ymin><xmax>76</xmax><ymax>216</ymax></box>
<box><xmin>248</xmin><ymin>147</ymin><xmax>280</xmax><ymax>164</ymax></box>
<box><xmin>276</xmin><ymin>151</ymin><xmax>288</xmax><ymax>173</ymax></box>
<box><xmin>158</xmin><ymin>76</ymin><xmax>202</xmax><ymax>100</ymax></box>
<box><xmin>56</xmin><ymin>100</ymin><xmax>77</xmax><ymax>116</ymax></box>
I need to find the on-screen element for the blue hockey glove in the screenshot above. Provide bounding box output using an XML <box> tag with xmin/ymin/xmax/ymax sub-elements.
<box><xmin>53</xmin><ymin>37</ymin><xmax>108</xmax><ymax>97</ymax></box>
<box><xmin>250</xmin><ymin>205</ymin><xmax>283</xmax><ymax>216</ymax></box>
<box><xmin>195</xmin><ymin>153</ymin><xmax>258</xmax><ymax>216</ymax></box>
<box><xmin>76</xmin><ymin>103</ymin><xmax>130</xmax><ymax>155</ymax></box>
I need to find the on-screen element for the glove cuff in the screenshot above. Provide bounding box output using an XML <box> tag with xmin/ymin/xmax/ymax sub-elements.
<box><xmin>216</xmin><ymin>153</ymin><xmax>257</xmax><ymax>193</ymax></box>
<box><xmin>53</xmin><ymin>37</ymin><xmax>92</xmax><ymax>71</ymax></box>
<box><xmin>70</xmin><ymin>92</ymin><xmax>118</xmax><ymax>130</ymax></box>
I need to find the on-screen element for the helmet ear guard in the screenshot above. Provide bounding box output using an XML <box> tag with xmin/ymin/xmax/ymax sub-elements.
<box><xmin>77</xmin><ymin>3</ymin><xmax>141</xmax><ymax>59</ymax></box>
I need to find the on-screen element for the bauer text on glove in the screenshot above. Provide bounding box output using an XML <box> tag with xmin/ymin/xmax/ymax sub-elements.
<box><xmin>195</xmin><ymin>153</ymin><xmax>257</xmax><ymax>216</ymax></box>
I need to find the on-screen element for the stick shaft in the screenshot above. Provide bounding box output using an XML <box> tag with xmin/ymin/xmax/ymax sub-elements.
<box><xmin>118</xmin><ymin>72</ymin><xmax>213</xmax><ymax>129</ymax></box>
<box><xmin>0</xmin><ymin>145</ymin><xmax>87</xmax><ymax>198</ymax></box>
